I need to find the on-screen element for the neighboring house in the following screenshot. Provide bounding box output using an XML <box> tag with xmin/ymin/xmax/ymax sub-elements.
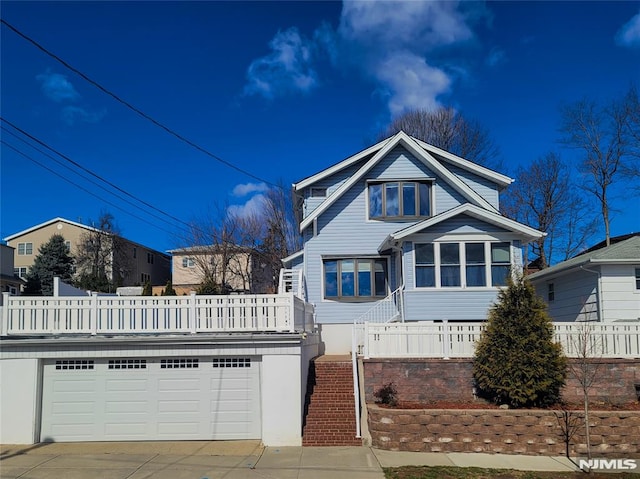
<box><xmin>528</xmin><ymin>234</ymin><xmax>640</xmax><ymax>323</ymax></box>
<box><xmin>0</xmin><ymin>243</ymin><xmax>24</xmax><ymax>300</ymax></box>
<box><xmin>283</xmin><ymin>131</ymin><xmax>544</xmax><ymax>353</ymax></box>
<box><xmin>4</xmin><ymin>217</ymin><xmax>170</xmax><ymax>288</ymax></box>
<box><xmin>169</xmin><ymin>245</ymin><xmax>275</xmax><ymax>295</ymax></box>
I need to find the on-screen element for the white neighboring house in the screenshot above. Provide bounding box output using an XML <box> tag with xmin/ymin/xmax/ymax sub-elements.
<box><xmin>528</xmin><ymin>234</ymin><xmax>640</xmax><ymax>322</ymax></box>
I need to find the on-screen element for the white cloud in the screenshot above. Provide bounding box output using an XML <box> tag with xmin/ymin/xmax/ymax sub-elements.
<box><xmin>616</xmin><ymin>11</ymin><xmax>640</xmax><ymax>48</ymax></box>
<box><xmin>61</xmin><ymin>106</ymin><xmax>106</xmax><ymax>125</ymax></box>
<box><xmin>338</xmin><ymin>0</ymin><xmax>473</xmax><ymax>49</ymax></box>
<box><xmin>227</xmin><ymin>194</ymin><xmax>267</xmax><ymax>219</ymax></box>
<box><xmin>244</xmin><ymin>28</ymin><xmax>318</xmax><ymax>99</ymax></box>
<box><xmin>232</xmin><ymin>182</ymin><xmax>270</xmax><ymax>197</ymax></box>
<box><xmin>243</xmin><ymin>1</ymin><xmax>482</xmax><ymax>114</ymax></box>
<box><xmin>375</xmin><ymin>52</ymin><xmax>451</xmax><ymax>116</ymax></box>
<box><xmin>36</xmin><ymin>71</ymin><xmax>81</xmax><ymax>102</ymax></box>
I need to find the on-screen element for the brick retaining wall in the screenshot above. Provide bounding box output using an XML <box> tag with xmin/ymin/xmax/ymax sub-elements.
<box><xmin>364</xmin><ymin>358</ymin><xmax>640</xmax><ymax>405</ymax></box>
<box><xmin>368</xmin><ymin>405</ymin><xmax>640</xmax><ymax>456</ymax></box>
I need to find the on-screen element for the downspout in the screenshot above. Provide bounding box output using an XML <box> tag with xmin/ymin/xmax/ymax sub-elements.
<box><xmin>579</xmin><ymin>264</ymin><xmax>602</xmax><ymax>322</ymax></box>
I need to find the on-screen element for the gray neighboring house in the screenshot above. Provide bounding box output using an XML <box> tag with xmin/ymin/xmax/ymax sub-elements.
<box><xmin>528</xmin><ymin>234</ymin><xmax>640</xmax><ymax>322</ymax></box>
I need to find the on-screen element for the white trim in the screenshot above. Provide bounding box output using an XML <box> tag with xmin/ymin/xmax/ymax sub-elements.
<box><xmin>294</xmin><ymin>137</ymin><xmax>391</xmax><ymax>191</ymax></box>
<box><xmin>299</xmin><ymin>132</ymin><xmax>501</xmax><ymax>232</ymax></box>
<box><xmin>384</xmin><ymin>203</ymin><xmax>544</xmax><ymax>246</ymax></box>
<box><xmin>281</xmin><ymin>250</ymin><xmax>303</xmax><ymax>265</ymax></box>
<box><xmin>3</xmin><ymin>217</ymin><xmax>100</xmax><ymax>242</ymax></box>
<box><xmin>412</xmin><ymin>138</ymin><xmax>513</xmax><ymax>187</ymax></box>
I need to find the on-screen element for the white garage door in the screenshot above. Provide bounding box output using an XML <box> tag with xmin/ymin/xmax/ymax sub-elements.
<box><xmin>41</xmin><ymin>356</ymin><xmax>261</xmax><ymax>442</ymax></box>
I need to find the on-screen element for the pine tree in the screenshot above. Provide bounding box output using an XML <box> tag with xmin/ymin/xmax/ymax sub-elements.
<box><xmin>473</xmin><ymin>274</ymin><xmax>567</xmax><ymax>408</ymax></box>
<box><xmin>161</xmin><ymin>280</ymin><xmax>177</xmax><ymax>296</ymax></box>
<box><xmin>142</xmin><ymin>280</ymin><xmax>153</xmax><ymax>296</ymax></box>
<box><xmin>23</xmin><ymin>234</ymin><xmax>74</xmax><ymax>296</ymax></box>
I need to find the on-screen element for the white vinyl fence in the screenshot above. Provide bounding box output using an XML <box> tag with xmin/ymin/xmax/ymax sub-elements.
<box><xmin>356</xmin><ymin>321</ymin><xmax>640</xmax><ymax>359</ymax></box>
<box><xmin>0</xmin><ymin>292</ymin><xmax>315</xmax><ymax>336</ymax></box>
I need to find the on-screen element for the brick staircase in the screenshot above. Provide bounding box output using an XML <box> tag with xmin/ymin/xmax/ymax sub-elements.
<box><xmin>302</xmin><ymin>355</ymin><xmax>362</xmax><ymax>446</ymax></box>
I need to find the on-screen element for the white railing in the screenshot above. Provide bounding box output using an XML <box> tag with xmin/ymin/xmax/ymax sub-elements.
<box><xmin>354</xmin><ymin>285</ymin><xmax>405</xmax><ymax>325</ymax></box>
<box><xmin>357</xmin><ymin>321</ymin><xmax>640</xmax><ymax>359</ymax></box>
<box><xmin>0</xmin><ymin>292</ymin><xmax>315</xmax><ymax>336</ymax></box>
<box><xmin>278</xmin><ymin>269</ymin><xmax>305</xmax><ymax>300</ymax></box>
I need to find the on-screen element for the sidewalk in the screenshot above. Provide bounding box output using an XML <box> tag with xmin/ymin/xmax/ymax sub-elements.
<box><xmin>0</xmin><ymin>441</ymin><xmax>578</xmax><ymax>479</ymax></box>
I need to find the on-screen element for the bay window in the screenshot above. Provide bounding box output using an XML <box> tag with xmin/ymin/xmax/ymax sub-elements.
<box><xmin>369</xmin><ymin>181</ymin><xmax>431</xmax><ymax>219</ymax></box>
<box><xmin>414</xmin><ymin>241</ymin><xmax>512</xmax><ymax>288</ymax></box>
<box><xmin>324</xmin><ymin>258</ymin><xmax>387</xmax><ymax>299</ymax></box>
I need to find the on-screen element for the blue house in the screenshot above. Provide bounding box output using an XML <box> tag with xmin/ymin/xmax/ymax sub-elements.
<box><xmin>283</xmin><ymin>131</ymin><xmax>544</xmax><ymax>353</ymax></box>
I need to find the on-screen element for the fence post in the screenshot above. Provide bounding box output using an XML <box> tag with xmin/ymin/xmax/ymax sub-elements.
<box><xmin>1</xmin><ymin>292</ymin><xmax>9</xmax><ymax>335</ymax></box>
<box><xmin>91</xmin><ymin>293</ymin><xmax>98</xmax><ymax>335</ymax></box>
<box><xmin>363</xmin><ymin>322</ymin><xmax>370</xmax><ymax>359</ymax></box>
<box><xmin>442</xmin><ymin>319</ymin><xmax>450</xmax><ymax>359</ymax></box>
<box><xmin>190</xmin><ymin>292</ymin><xmax>197</xmax><ymax>334</ymax></box>
<box><xmin>289</xmin><ymin>293</ymin><xmax>296</xmax><ymax>333</ymax></box>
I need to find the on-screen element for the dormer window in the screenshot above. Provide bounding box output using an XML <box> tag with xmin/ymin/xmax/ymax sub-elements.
<box><xmin>369</xmin><ymin>181</ymin><xmax>431</xmax><ymax>219</ymax></box>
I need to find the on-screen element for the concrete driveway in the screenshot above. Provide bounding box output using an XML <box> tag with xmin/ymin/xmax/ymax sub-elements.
<box><xmin>0</xmin><ymin>441</ymin><xmax>385</xmax><ymax>479</ymax></box>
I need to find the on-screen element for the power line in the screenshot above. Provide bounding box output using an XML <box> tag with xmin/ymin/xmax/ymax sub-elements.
<box><xmin>1</xmin><ymin>125</ymin><xmax>189</xmax><ymax>233</ymax></box>
<box><xmin>1</xmin><ymin>19</ymin><xmax>279</xmax><ymax>189</ymax></box>
<box><xmin>1</xmin><ymin>140</ymin><xmax>180</xmax><ymax>238</ymax></box>
<box><xmin>1</xmin><ymin>118</ymin><xmax>194</xmax><ymax>231</ymax></box>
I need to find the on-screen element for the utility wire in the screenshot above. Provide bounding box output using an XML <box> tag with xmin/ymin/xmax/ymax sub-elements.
<box><xmin>1</xmin><ymin>19</ymin><xmax>279</xmax><ymax>189</ymax></box>
<box><xmin>1</xmin><ymin>118</ymin><xmax>194</xmax><ymax>231</ymax></box>
<box><xmin>2</xmin><ymin>140</ymin><xmax>180</xmax><ymax>238</ymax></box>
<box><xmin>1</xmin><ymin>125</ymin><xmax>190</xmax><ymax>234</ymax></box>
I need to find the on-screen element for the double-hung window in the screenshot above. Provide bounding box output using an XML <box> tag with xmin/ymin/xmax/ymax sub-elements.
<box><xmin>440</xmin><ymin>243</ymin><xmax>461</xmax><ymax>287</ymax></box>
<box><xmin>369</xmin><ymin>181</ymin><xmax>431</xmax><ymax>219</ymax></box>
<box><xmin>324</xmin><ymin>258</ymin><xmax>387</xmax><ymax>299</ymax></box>
<box><xmin>182</xmin><ymin>257</ymin><xmax>195</xmax><ymax>268</ymax></box>
<box><xmin>415</xmin><ymin>244</ymin><xmax>435</xmax><ymax>287</ymax></box>
<box><xmin>17</xmin><ymin>242</ymin><xmax>33</xmax><ymax>255</ymax></box>
<box><xmin>465</xmin><ymin>243</ymin><xmax>486</xmax><ymax>287</ymax></box>
<box><xmin>490</xmin><ymin>243</ymin><xmax>511</xmax><ymax>286</ymax></box>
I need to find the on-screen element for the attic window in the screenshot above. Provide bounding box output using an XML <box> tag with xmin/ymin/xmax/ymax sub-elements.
<box><xmin>369</xmin><ymin>181</ymin><xmax>431</xmax><ymax>219</ymax></box>
<box><xmin>636</xmin><ymin>268</ymin><xmax>640</xmax><ymax>290</ymax></box>
<box><xmin>310</xmin><ymin>187</ymin><xmax>327</xmax><ymax>198</ymax></box>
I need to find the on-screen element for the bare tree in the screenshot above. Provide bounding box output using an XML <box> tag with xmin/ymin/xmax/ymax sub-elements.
<box><xmin>75</xmin><ymin>212</ymin><xmax>130</xmax><ymax>292</ymax></box>
<box><xmin>178</xmin><ymin>183</ymin><xmax>302</xmax><ymax>294</ymax></box>
<box><xmin>567</xmin><ymin>321</ymin><xmax>603</xmax><ymax>463</ymax></box>
<box><xmin>502</xmin><ymin>153</ymin><xmax>596</xmax><ymax>268</ymax></box>
<box><xmin>623</xmin><ymin>86</ymin><xmax>640</xmax><ymax>185</ymax></box>
<box><xmin>380</xmin><ymin>107</ymin><xmax>501</xmax><ymax>168</ymax></box>
<box><xmin>560</xmin><ymin>89</ymin><xmax>637</xmax><ymax>246</ymax></box>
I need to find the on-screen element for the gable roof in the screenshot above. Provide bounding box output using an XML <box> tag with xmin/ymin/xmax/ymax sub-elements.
<box><xmin>379</xmin><ymin>203</ymin><xmax>544</xmax><ymax>250</ymax></box>
<box><xmin>411</xmin><ymin>138</ymin><xmax>512</xmax><ymax>188</ymax></box>
<box><xmin>297</xmin><ymin>131</ymin><xmax>500</xmax><ymax>232</ymax></box>
<box><xmin>4</xmin><ymin>217</ymin><xmax>171</xmax><ymax>257</ymax></box>
<box><xmin>3</xmin><ymin>217</ymin><xmax>100</xmax><ymax>241</ymax></box>
<box><xmin>528</xmin><ymin>235</ymin><xmax>640</xmax><ymax>281</ymax></box>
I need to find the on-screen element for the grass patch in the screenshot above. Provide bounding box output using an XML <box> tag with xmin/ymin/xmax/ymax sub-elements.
<box><xmin>383</xmin><ymin>466</ymin><xmax>640</xmax><ymax>479</ymax></box>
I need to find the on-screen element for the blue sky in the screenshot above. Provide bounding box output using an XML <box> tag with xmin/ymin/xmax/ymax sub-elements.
<box><xmin>1</xmin><ymin>1</ymin><xmax>639</xmax><ymax>254</ymax></box>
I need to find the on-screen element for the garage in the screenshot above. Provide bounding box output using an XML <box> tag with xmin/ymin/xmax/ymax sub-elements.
<box><xmin>40</xmin><ymin>356</ymin><xmax>261</xmax><ymax>442</ymax></box>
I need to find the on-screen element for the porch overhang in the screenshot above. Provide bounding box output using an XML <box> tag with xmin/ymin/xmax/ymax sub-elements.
<box><xmin>378</xmin><ymin>203</ymin><xmax>545</xmax><ymax>251</ymax></box>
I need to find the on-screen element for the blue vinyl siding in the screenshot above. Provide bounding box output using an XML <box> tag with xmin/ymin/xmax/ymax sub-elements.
<box><xmin>404</xmin><ymin>289</ymin><xmax>498</xmax><ymax>321</ymax></box>
<box><xmin>299</xmin><ymin>145</ymin><xmax>526</xmax><ymax>325</ymax></box>
<box><xmin>423</xmin><ymin>215</ymin><xmax>510</xmax><ymax>235</ymax></box>
<box><xmin>439</xmin><ymin>161</ymin><xmax>501</xmax><ymax>210</ymax></box>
